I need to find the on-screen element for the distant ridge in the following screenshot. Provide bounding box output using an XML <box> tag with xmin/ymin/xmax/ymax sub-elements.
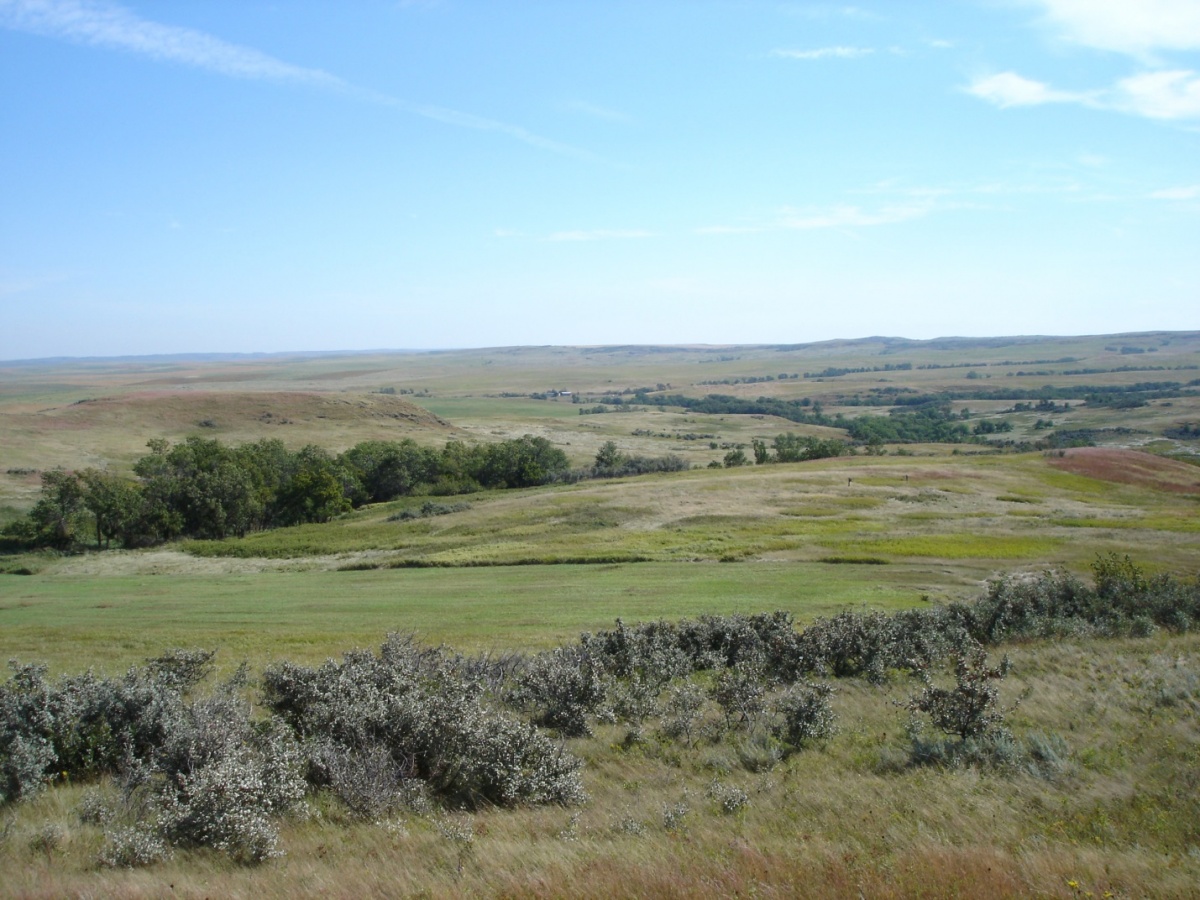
<box><xmin>2</xmin><ymin>332</ymin><xmax>1197</xmax><ymax>366</ymax></box>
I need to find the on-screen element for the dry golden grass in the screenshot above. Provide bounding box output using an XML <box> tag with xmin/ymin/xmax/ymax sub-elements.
<box><xmin>3</xmin><ymin>631</ymin><xmax>1197</xmax><ymax>899</ymax></box>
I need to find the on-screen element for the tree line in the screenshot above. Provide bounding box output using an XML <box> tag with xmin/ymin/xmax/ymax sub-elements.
<box><xmin>3</xmin><ymin>435</ymin><xmax>572</xmax><ymax>551</ymax></box>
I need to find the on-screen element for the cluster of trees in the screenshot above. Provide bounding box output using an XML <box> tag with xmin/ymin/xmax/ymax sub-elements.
<box><xmin>4</xmin><ymin>435</ymin><xmax>571</xmax><ymax>551</ymax></box>
<box><xmin>751</xmin><ymin>433</ymin><xmax>846</xmax><ymax>464</ymax></box>
<box><xmin>590</xmin><ymin>442</ymin><xmax>690</xmax><ymax>478</ymax></box>
<box><xmin>633</xmin><ymin>392</ymin><xmax>830</xmax><ymax>425</ymax></box>
<box><xmin>803</xmin><ymin>363</ymin><xmax>912</xmax><ymax>378</ymax></box>
<box><xmin>845</xmin><ymin>405</ymin><xmax>971</xmax><ymax>444</ymax></box>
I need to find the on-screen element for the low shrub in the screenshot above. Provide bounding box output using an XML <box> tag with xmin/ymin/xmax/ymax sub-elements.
<box><xmin>772</xmin><ymin>681</ymin><xmax>836</xmax><ymax>751</ymax></box>
<box><xmin>98</xmin><ymin>825</ymin><xmax>172</xmax><ymax>868</ymax></box>
<box><xmin>262</xmin><ymin>634</ymin><xmax>585</xmax><ymax>809</ymax></box>
<box><xmin>508</xmin><ymin>647</ymin><xmax>605</xmax><ymax>737</ymax></box>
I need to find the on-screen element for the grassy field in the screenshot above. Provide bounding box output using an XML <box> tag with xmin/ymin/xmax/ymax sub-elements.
<box><xmin>2</xmin><ymin>333</ymin><xmax>1199</xmax><ymax>897</ymax></box>
<box><xmin>0</xmin><ymin>561</ymin><xmax>931</xmax><ymax>674</ymax></box>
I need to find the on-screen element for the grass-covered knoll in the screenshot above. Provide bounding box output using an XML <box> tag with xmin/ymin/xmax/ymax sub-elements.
<box><xmin>169</xmin><ymin>451</ymin><xmax>1200</xmax><ymax>578</ymax></box>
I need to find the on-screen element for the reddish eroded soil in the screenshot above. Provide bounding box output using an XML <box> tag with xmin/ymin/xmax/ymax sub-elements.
<box><xmin>1048</xmin><ymin>447</ymin><xmax>1200</xmax><ymax>495</ymax></box>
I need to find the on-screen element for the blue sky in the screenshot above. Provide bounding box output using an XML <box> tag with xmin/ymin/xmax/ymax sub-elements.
<box><xmin>1</xmin><ymin>0</ymin><xmax>1197</xmax><ymax>359</ymax></box>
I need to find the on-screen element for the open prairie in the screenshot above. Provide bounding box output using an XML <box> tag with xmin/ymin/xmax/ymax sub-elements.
<box><xmin>2</xmin><ymin>333</ymin><xmax>1199</xmax><ymax>898</ymax></box>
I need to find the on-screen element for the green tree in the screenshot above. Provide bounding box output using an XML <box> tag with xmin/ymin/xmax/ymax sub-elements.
<box><xmin>28</xmin><ymin>470</ymin><xmax>86</xmax><ymax>549</ymax></box>
<box><xmin>471</xmin><ymin>436</ymin><xmax>569</xmax><ymax>489</ymax></box>
<box><xmin>79</xmin><ymin>469</ymin><xmax>141</xmax><ymax>549</ymax></box>
<box><xmin>723</xmin><ymin>449</ymin><xmax>749</xmax><ymax>467</ymax></box>
<box><xmin>340</xmin><ymin>439</ymin><xmax>438</xmax><ymax>503</ymax></box>
<box><xmin>275</xmin><ymin>446</ymin><xmax>351</xmax><ymax>525</ymax></box>
<box><xmin>133</xmin><ymin>437</ymin><xmax>261</xmax><ymax>540</ymax></box>
<box><xmin>594</xmin><ymin>441</ymin><xmax>624</xmax><ymax>470</ymax></box>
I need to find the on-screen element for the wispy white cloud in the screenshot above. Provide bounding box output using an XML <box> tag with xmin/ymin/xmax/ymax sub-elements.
<box><xmin>780</xmin><ymin>5</ymin><xmax>883</xmax><ymax>23</ymax></box>
<box><xmin>698</xmin><ymin>200</ymin><xmax>937</xmax><ymax>235</ymax></box>
<box><xmin>563</xmin><ymin>99</ymin><xmax>631</xmax><ymax>123</ymax></box>
<box><xmin>776</xmin><ymin>204</ymin><xmax>930</xmax><ymax>229</ymax></box>
<box><xmin>494</xmin><ymin>227</ymin><xmax>655</xmax><ymax>242</ymax></box>
<box><xmin>1031</xmin><ymin>0</ymin><xmax>1200</xmax><ymax>58</ymax></box>
<box><xmin>544</xmin><ymin>229</ymin><xmax>655</xmax><ymax>242</ymax></box>
<box><xmin>966</xmin><ymin>68</ymin><xmax>1200</xmax><ymax>120</ymax></box>
<box><xmin>965</xmin><ymin>72</ymin><xmax>1092</xmax><ymax>108</ymax></box>
<box><xmin>0</xmin><ymin>0</ymin><xmax>344</xmax><ymax>85</ymax></box>
<box><xmin>0</xmin><ymin>0</ymin><xmax>594</xmax><ymax>158</ymax></box>
<box><xmin>972</xmin><ymin>3</ymin><xmax>1200</xmax><ymax>123</ymax></box>
<box><xmin>0</xmin><ymin>272</ymin><xmax>69</xmax><ymax>297</ymax></box>
<box><xmin>772</xmin><ymin>46</ymin><xmax>873</xmax><ymax>61</ymax></box>
<box><xmin>1151</xmin><ymin>184</ymin><xmax>1200</xmax><ymax>200</ymax></box>
<box><xmin>1111</xmin><ymin>69</ymin><xmax>1200</xmax><ymax>119</ymax></box>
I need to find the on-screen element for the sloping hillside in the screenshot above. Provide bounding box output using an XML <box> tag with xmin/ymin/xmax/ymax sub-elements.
<box><xmin>0</xmin><ymin>391</ymin><xmax>458</xmax><ymax>509</ymax></box>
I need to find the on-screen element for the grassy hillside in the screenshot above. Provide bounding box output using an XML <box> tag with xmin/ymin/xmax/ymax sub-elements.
<box><xmin>1</xmin><ymin>333</ymin><xmax>1199</xmax><ymax>897</ymax></box>
<box><xmin>3</xmin><ymin>332</ymin><xmax>1198</xmax><ymax>512</ymax></box>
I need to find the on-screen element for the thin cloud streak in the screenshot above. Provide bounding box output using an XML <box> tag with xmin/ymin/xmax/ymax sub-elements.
<box><xmin>1151</xmin><ymin>184</ymin><xmax>1200</xmax><ymax>200</ymax></box>
<box><xmin>564</xmin><ymin>99</ymin><xmax>631</xmax><ymax>123</ymax></box>
<box><xmin>544</xmin><ymin>229</ymin><xmax>655</xmax><ymax>242</ymax></box>
<box><xmin>0</xmin><ymin>0</ymin><xmax>595</xmax><ymax>158</ymax></box>
<box><xmin>492</xmin><ymin>228</ymin><xmax>656</xmax><ymax>242</ymax></box>
<box><xmin>0</xmin><ymin>0</ymin><xmax>344</xmax><ymax>86</ymax></box>
<box><xmin>771</xmin><ymin>46</ymin><xmax>873</xmax><ymax>60</ymax></box>
<box><xmin>697</xmin><ymin>201</ymin><xmax>938</xmax><ymax>235</ymax></box>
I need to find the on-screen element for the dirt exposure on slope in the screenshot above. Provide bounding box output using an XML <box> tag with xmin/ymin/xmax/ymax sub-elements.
<box><xmin>1049</xmin><ymin>447</ymin><xmax>1200</xmax><ymax>495</ymax></box>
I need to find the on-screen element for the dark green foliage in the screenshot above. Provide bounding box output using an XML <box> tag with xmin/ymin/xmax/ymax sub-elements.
<box><xmin>272</xmin><ymin>445</ymin><xmax>352</xmax><ymax>526</ymax></box>
<box><xmin>8</xmin><ymin>433</ymin><xmax>578</xmax><ymax>551</ymax></box>
<box><xmin>632</xmin><ymin>392</ymin><xmax>832</xmax><ymax>426</ymax></box>
<box><xmin>78</xmin><ymin>469</ymin><xmax>141</xmax><ymax>550</ymax></box>
<box><xmin>25</xmin><ymin>470</ymin><xmax>85</xmax><ymax>549</ymax></box>
<box><xmin>588</xmin><ymin>447</ymin><xmax>689</xmax><ymax>479</ymax></box>
<box><xmin>770</xmin><ymin>433</ymin><xmax>845</xmax><ymax>463</ymax></box>
<box><xmin>846</xmin><ymin>404</ymin><xmax>971</xmax><ymax>444</ymax></box>
<box><xmin>723</xmin><ymin>449</ymin><xmax>749</xmax><ymax>467</ymax></box>
<box><xmin>133</xmin><ymin>437</ymin><xmax>264</xmax><ymax>540</ymax></box>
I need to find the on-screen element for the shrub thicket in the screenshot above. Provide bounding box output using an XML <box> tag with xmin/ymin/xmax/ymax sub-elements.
<box><xmin>2</xmin><ymin>556</ymin><xmax>1197</xmax><ymax>867</ymax></box>
<box><xmin>261</xmin><ymin>634</ymin><xmax>585</xmax><ymax>810</ymax></box>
